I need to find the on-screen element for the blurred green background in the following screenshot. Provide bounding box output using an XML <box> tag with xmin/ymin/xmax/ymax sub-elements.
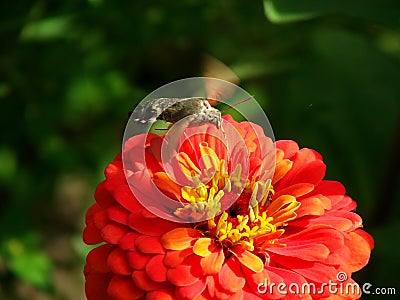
<box><xmin>1</xmin><ymin>1</ymin><xmax>399</xmax><ymax>299</ymax></box>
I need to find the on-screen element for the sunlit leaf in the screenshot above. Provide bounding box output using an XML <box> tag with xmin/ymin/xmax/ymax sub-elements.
<box><xmin>0</xmin><ymin>147</ymin><xmax>17</xmax><ymax>182</ymax></box>
<box><xmin>20</xmin><ymin>15</ymin><xmax>72</xmax><ymax>41</ymax></box>
<box><xmin>6</xmin><ymin>237</ymin><xmax>53</xmax><ymax>290</ymax></box>
<box><xmin>264</xmin><ymin>0</ymin><xmax>400</xmax><ymax>28</ymax></box>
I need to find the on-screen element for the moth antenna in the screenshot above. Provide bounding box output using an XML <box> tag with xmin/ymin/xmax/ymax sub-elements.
<box><xmin>220</xmin><ymin>95</ymin><xmax>254</xmax><ymax>113</ymax></box>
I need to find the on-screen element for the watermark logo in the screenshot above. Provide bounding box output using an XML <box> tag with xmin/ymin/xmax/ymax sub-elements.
<box><xmin>362</xmin><ymin>283</ymin><xmax>397</xmax><ymax>296</ymax></box>
<box><xmin>122</xmin><ymin>77</ymin><xmax>275</xmax><ymax>223</ymax></box>
<box><xmin>257</xmin><ymin>272</ymin><xmax>396</xmax><ymax>296</ymax></box>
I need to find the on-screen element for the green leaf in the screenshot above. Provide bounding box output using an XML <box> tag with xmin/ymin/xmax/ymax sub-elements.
<box><xmin>20</xmin><ymin>15</ymin><xmax>72</xmax><ymax>41</ymax></box>
<box><xmin>264</xmin><ymin>0</ymin><xmax>325</xmax><ymax>23</ymax></box>
<box><xmin>6</xmin><ymin>238</ymin><xmax>53</xmax><ymax>290</ymax></box>
<box><xmin>0</xmin><ymin>147</ymin><xmax>17</xmax><ymax>183</ymax></box>
<box><xmin>264</xmin><ymin>0</ymin><xmax>400</xmax><ymax>27</ymax></box>
<box><xmin>9</xmin><ymin>251</ymin><xmax>53</xmax><ymax>290</ymax></box>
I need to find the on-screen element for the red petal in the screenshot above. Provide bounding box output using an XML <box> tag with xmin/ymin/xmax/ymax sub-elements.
<box><xmin>146</xmin><ymin>254</ymin><xmax>168</xmax><ymax>282</ymax></box>
<box><xmin>289</xmin><ymin>160</ymin><xmax>326</xmax><ymax>186</ymax></box>
<box><xmin>86</xmin><ymin>244</ymin><xmax>114</xmax><ymax>273</ymax></box>
<box><xmin>332</xmin><ymin>195</ymin><xmax>357</xmax><ymax>211</ymax></box>
<box><xmin>218</xmin><ymin>257</ymin><xmax>245</xmax><ymax>292</ymax></box>
<box><xmin>105</xmin><ymin>159</ymin><xmax>123</xmax><ymax>177</ymax></box>
<box><xmin>107</xmin><ymin>248</ymin><xmax>131</xmax><ymax>275</ymax></box>
<box><xmin>123</xmin><ymin>134</ymin><xmax>150</xmax><ymax>165</ymax></box>
<box><xmin>264</xmin><ymin>266</ymin><xmax>310</xmax><ymax>299</ymax></box>
<box><xmin>161</xmin><ymin>228</ymin><xmax>201</xmax><ymax>250</ymax></box>
<box><xmin>356</xmin><ymin>229</ymin><xmax>374</xmax><ymax>249</ymax></box>
<box><xmin>164</xmin><ymin>248</ymin><xmax>193</xmax><ymax>268</ymax></box>
<box><xmin>194</xmin><ymin>287</ymin><xmax>213</xmax><ymax>300</ymax></box>
<box><xmin>325</xmin><ymin>243</ymin><xmax>351</xmax><ymax>266</ymax></box>
<box><xmin>85</xmin><ymin>272</ymin><xmax>112</xmax><ymax>300</ymax></box>
<box><xmin>113</xmin><ymin>184</ymin><xmax>143</xmax><ymax>212</ymax></box>
<box><xmin>295</xmin><ymin>197</ymin><xmax>328</xmax><ymax>217</ymax></box>
<box><xmin>85</xmin><ymin>203</ymin><xmax>102</xmax><ymax>224</ymax></box>
<box><xmin>274</xmin><ymin>183</ymin><xmax>314</xmax><ymax>199</ymax></box>
<box><xmin>175</xmin><ymin>278</ymin><xmax>207</xmax><ymax>299</ymax></box>
<box><xmin>265</xmin><ymin>265</ymin><xmax>307</xmax><ymax>287</ymax></box>
<box><xmin>118</xmin><ymin>232</ymin><xmax>139</xmax><ymax>251</ymax></box>
<box><xmin>125</xmin><ymin>170</ymin><xmax>179</xmax><ymax>215</ymax></box>
<box><xmin>311</xmin><ymin>180</ymin><xmax>346</xmax><ymax>197</ymax></box>
<box><xmin>132</xmin><ymin>270</ymin><xmax>169</xmax><ymax>291</ymax></box>
<box><xmin>274</xmin><ymin>256</ymin><xmax>338</xmax><ymax>283</ymax></box>
<box><xmin>290</xmin><ymin>215</ymin><xmax>353</xmax><ymax>231</ymax></box>
<box><xmin>280</xmin><ymin>226</ymin><xmax>345</xmax><ymax>253</ymax></box>
<box><xmin>345</xmin><ymin>230</ymin><xmax>373</xmax><ymax>272</ymax></box>
<box><xmin>83</xmin><ymin>222</ymin><xmax>103</xmax><ymax>245</ymax></box>
<box><xmin>147</xmin><ymin>288</ymin><xmax>175</xmax><ymax>300</ymax></box>
<box><xmin>108</xmin><ymin>275</ymin><xmax>145</xmax><ymax>300</ymax></box>
<box><xmin>254</xmin><ymin>230</ymin><xmax>284</xmax><ymax>245</ymax></box>
<box><xmin>272</xmin><ymin>159</ymin><xmax>293</xmax><ymax>185</ymax></box>
<box><xmin>126</xmin><ymin>251</ymin><xmax>152</xmax><ymax>269</ymax></box>
<box><xmin>276</xmin><ymin>148</ymin><xmax>320</xmax><ymax>188</ymax></box>
<box><xmin>242</xmin><ymin>267</ymin><xmax>283</xmax><ymax>299</ymax></box>
<box><xmin>267</xmin><ymin>195</ymin><xmax>297</xmax><ymax>216</ymax></box>
<box><xmin>267</xmin><ymin>244</ymin><xmax>329</xmax><ymax>261</ymax></box>
<box><xmin>225</xmin><ymin>290</ymin><xmax>244</xmax><ymax>300</ymax></box>
<box><xmin>231</xmin><ymin>247</ymin><xmax>264</xmax><ymax>273</ymax></box>
<box><xmin>95</xmin><ymin>181</ymin><xmax>115</xmax><ymax>208</ymax></box>
<box><xmin>207</xmin><ymin>275</ymin><xmax>234</xmax><ymax>299</ymax></box>
<box><xmin>275</xmin><ymin>140</ymin><xmax>299</xmax><ymax>159</ymax></box>
<box><xmin>135</xmin><ymin>235</ymin><xmax>165</xmax><ymax>254</ymax></box>
<box><xmin>200</xmin><ymin>248</ymin><xmax>225</xmax><ymax>275</ymax></box>
<box><xmin>104</xmin><ymin>174</ymin><xmax>126</xmax><ymax>194</ymax></box>
<box><xmin>324</xmin><ymin>211</ymin><xmax>362</xmax><ymax>228</ymax></box>
<box><xmin>153</xmin><ymin>172</ymin><xmax>182</xmax><ymax>200</ymax></box>
<box><xmin>128</xmin><ymin>211</ymin><xmax>179</xmax><ymax>236</ymax></box>
<box><xmin>93</xmin><ymin>210</ymin><xmax>108</xmax><ymax>230</ymax></box>
<box><xmin>101</xmin><ymin>222</ymin><xmax>129</xmax><ymax>244</ymax></box>
<box><xmin>249</xmin><ymin>157</ymin><xmax>262</xmax><ymax>178</ymax></box>
<box><xmin>141</xmin><ymin>209</ymin><xmax>157</xmax><ymax>218</ymax></box>
<box><xmin>167</xmin><ymin>255</ymin><xmax>203</xmax><ymax>286</ymax></box>
<box><xmin>108</xmin><ymin>205</ymin><xmax>129</xmax><ymax>225</ymax></box>
<box><xmin>242</xmin><ymin>287</ymin><xmax>264</xmax><ymax>300</ymax></box>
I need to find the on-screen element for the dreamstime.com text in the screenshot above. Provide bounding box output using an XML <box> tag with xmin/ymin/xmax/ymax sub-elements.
<box><xmin>257</xmin><ymin>272</ymin><xmax>396</xmax><ymax>296</ymax></box>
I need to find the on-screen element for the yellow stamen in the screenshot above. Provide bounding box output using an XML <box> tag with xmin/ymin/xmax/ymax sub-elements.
<box><xmin>174</xmin><ymin>142</ymin><xmax>300</xmax><ymax>252</ymax></box>
<box><xmin>178</xmin><ymin>152</ymin><xmax>201</xmax><ymax>177</ymax></box>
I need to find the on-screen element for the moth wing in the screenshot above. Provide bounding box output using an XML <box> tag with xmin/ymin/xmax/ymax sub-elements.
<box><xmin>131</xmin><ymin>98</ymin><xmax>182</xmax><ymax>123</ymax></box>
<box><xmin>202</xmin><ymin>55</ymin><xmax>239</xmax><ymax>105</ymax></box>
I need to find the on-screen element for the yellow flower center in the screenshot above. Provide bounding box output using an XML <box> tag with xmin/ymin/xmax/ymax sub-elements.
<box><xmin>174</xmin><ymin>142</ymin><xmax>301</xmax><ymax>252</ymax></box>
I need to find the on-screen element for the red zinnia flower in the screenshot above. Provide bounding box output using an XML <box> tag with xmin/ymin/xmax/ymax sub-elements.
<box><xmin>83</xmin><ymin>115</ymin><xmax>373</xmax><ymax>299</ymax></box>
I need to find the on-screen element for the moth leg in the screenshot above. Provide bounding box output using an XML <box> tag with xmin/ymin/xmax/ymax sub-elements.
<box><xmin>187</xmin><ymin>112</ymin><xmax>222</xmax><ymax>130</ymax></box>
<box><xmin>186</xmin><ymin>113</ymin><xmax>226</xmax><ymax>143</ymax></box>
